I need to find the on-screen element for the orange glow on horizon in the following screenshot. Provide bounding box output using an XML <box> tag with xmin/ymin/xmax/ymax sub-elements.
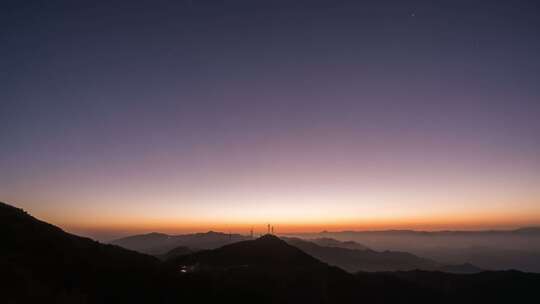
<box><xmin>55</xmin><ymin>207</ymin><xmax>540</xmax><ymax>240</ymax></box>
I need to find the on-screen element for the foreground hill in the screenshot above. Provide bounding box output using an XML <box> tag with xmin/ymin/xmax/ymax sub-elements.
<box><xmin>166</xmin><ymin>234</ymin><xmax>539</xmax><ymax>303</ymax></box>
<box><xmin>0</xmin><ymin>202</ymin><xmax>164</xmax><ymax>303</ymax></box>
<box><xmin>363</xmin><ymin>269</ymin><xmax>540</xmax><ymax>303</ymax></box>
<box><xmin>158</xmin><ymin>245</ymin><xmax>194</xmax><ymax>261</ymax></box>
<box><xmin>167</xmin><ymin>235</ymin><xmax>369</xmax><ymax>303</ymax></box>
<box><xmin>172</xmin><ymin>234</ymin><xmax>330</xmax><ymax>269</ymax></box>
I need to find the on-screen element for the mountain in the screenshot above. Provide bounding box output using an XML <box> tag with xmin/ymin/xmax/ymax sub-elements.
<box><xmin>371</xmin><ymin>270</ymin><xmax>540</xmax><ymax>303</ymax></box>
<box><xmin>417</xmin><ymin>246</ymin><xmax>540</xmax><ymax>273</ymax></box>
<box><xmin>309</xmin><ymin>237</ymin><xmax>370</xmax><ymax>250</ymax></box>
<box><xmin>116</xmin><ymin>230</ymin><xmax>447</xmax><ymax>272</ymax></box>
<box><xmin>311</xmin><ymin>227</ymin><xmax>540</xmax><ymax>236</ymax></box>
<box><xmin>109</xmin><ymin>232</ymin><xmax>171</xmax><ymax>253</ymax></box>
<box><xmin>283</xmin><ymin>237</ymin><xmax>442</xmax><ymax>272</ymax></box>
<box><xmin>159</xmin><ymin>246</ymin><xmax>194</xmax><ymax>261</ymax></box>
<box><xmin>111</xmin><ymin>231</ymin><xmax>250</xmax><ymax>254</ymax></box>
<box><xmin>0</xmin><ymin>201</ymin><xmax>163</xmax><ymax>303</ymax></box>
<box><xmin>3</xmin><ymin>201</ymin><xmax>540</xmax><ymax>304</ymax></box>
<box><xmin>172</xmin><ymin>234</ymin><xmax>325</xmax><ymax>269</ymax></box>
<box><xmin>167</xmin><ymin>234</ymin><xmax>364</xmax><ymax>303</ymax></box>
<box><xmin>290</xmin><ymin>228</ymin><xmax>540</xmax><ymax>271</ymax></box>
<box><xmin>437</xmin><ymin>263</ymin><xmax>484</xmax><ymax>274</ymax></box>
<box><xmin>166</xmin><ymin>234</ymin><xmax>539</xmax><ymax>303</ymax></box>
<box><xmin>163</xmin><ymin>236</ymin><xmax>481</xmax><ymax>273</ymax></box>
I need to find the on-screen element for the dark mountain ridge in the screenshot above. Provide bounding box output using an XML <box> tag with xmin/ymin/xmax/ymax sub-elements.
<box><xmin>3</xmin><ymin>201</ymin><xmax>540</xmax><ymax>304</ymax></box>
<box><xmin>174</xmin><ymin>235</ymin><xmax>324</xmax><ymax>268</ymax></box>
<box><xmin>309</xmin><ymin>237</ymin><xmax>370</xmax><ymax>250</ymax></box>
<box><xmin>0</xmin><ymin>202</ymin><xmax>162</xmax><ymax>303</ymax></box>
<box><xmin>159</xmin><ymin>245</ymin><xmax>193</xmax><ymax>261</ymax></box>
<box><xmin>167</xmin><ymin>235</ymin><xmax>369</xmax><ymax>303</ymax></box>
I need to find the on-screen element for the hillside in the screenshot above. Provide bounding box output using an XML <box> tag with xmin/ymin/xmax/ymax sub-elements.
<box><xmin>167</xmin><ymin>235</ymin><xmax>363</xmax><ymax>303</ymax></box>
<box><xmin>0</xmin><ymin>202</ymin><xmax>161</xmax><ymax>303</ymax></box>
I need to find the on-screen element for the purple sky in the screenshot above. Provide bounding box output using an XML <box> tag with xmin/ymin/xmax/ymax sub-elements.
<box><xmin>1</xmin><ymin>0</ymin><xmax>540</xmax><ymax>240</ymax></box>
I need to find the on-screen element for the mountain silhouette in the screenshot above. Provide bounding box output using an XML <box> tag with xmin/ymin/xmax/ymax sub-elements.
<box><xmin>167</xmin><ymin>234</ymin><xmax>362</xmax><ymax>303</ymax></box>
<box><xmin>294</xmin><ymin>229</ymin><xmax>540</xmax><ymax>272</ymax></box>
<box><xmin>114</xmin><ymin>230</ymin><xmax>491</xmax><ymax>273</ymax></box>
<box><xmin>283</xmin><ymin>237</ymin><xmax>441</xmax><ymax>272</ymax></box>
<box><xmin>437</xmin><ymin>263</ymin><xmax>484</xmax><ymax>274</ymax></box>
<box><xmin>173</xmin><ymin>234</ymin><xmax>326</xmax><ymax>268</ymax></box>
<box><xmin>3</xmin><ymin>201</ymin><xmax>540</xmax><ymax>304</ymax></box>
<box><xmin>0</xmin><ymin>202</ymin><xmax>164</xmax><ymax>303</ymax></box>
<box><xmin>309</xmin><ymin>237</ymin><xmax>370</xmax><ymax>250</ymax></box>
<box><xmin>111</xmin><ymin>230</ymin><xmax>250</xmax><ymax>254</ymax></box>
<box><xmin>159</xmin><ymin>245</ymin><xmax>194</xmax><ymax>261</ymax></box>
<box><xmin>163</xmin><ymin>235</ymin><xmax>480</xmax><ymax>273</ymax></box>
<box><xmin>114</xmin><ymin>231</ymin><xmax>448</xmax><ymax>272</ymax></box>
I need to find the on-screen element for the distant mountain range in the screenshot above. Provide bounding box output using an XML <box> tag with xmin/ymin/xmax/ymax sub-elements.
<box><xmin>2</xmin><ymin>201</ymin><xmax>539</xmax><ymax>303</ymax></box>
<box><xmin>114</xmin><ymin>230</ymin><xmax>482</xmax><ymax>273</ymax></box>
<box><xmin>307</xmin><ymin>237</ymin><xmax>370</xmax><ymax>250</ymax></box>
<box><xmin>111</xmin><ymin>231</ymin><xmax>250</xmax><ymax>255</ymax></box>
<box><xmin>313</xmin><ymin>227</ymin><xmax>540</xmax><ymax>235</ymax></box>
<box><xmin>282</xmin><ymin>237</ymin><xmax>482</xmax><ymax>273</ymax></box>
<box><xmin>288</xmin><ymin>228</ymin><xmax>540</xmax><ymax>272</ymax></box>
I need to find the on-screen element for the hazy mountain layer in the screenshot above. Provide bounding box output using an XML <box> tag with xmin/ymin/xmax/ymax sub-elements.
<box><xmin>111</xmin><ymin>231</ymin><xmax>250</xmax><ymax>254</ymax></box>
<box><xmin>284</xmin><ymin>237</ymin><xmax>441</xmax><ymax>272</ymax></box>
<box><xmin>289</xmin><ymin>229</ymin><xmax>540</xmax><ymax>272</ymax></box>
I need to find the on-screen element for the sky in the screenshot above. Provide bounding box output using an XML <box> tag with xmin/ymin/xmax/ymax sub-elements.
<box><xmin>2</xmin><ymin>0</ymin><xmax>540</xmax><ymax>240</ymax></box>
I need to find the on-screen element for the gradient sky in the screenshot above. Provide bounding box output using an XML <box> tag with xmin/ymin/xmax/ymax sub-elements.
<box><xmin>2</xmin><ymin>0</ymin><xmax>540</xmax><ymax>240</ymax></box>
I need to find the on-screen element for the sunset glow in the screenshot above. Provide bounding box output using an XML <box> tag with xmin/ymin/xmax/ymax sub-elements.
<box><xmin>2</xmin><ymin>0</ymin><xmax>539</xmax><ymax>241</ymax></box>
